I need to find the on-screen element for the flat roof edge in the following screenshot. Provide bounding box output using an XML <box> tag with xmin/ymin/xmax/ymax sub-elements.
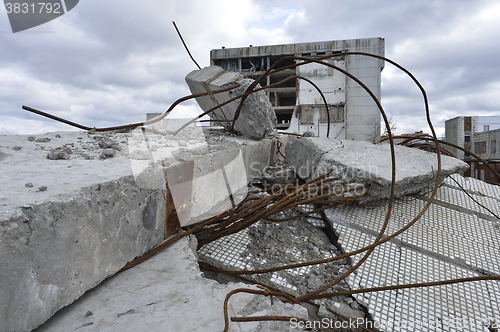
<box><xmin>210</xmin><ymin>37</ymin><xmax>385</xmax><ymax>59</ymax></box>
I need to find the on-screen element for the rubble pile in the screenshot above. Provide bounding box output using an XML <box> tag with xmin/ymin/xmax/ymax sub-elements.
<box><xmin>198</xmin><ymin>161</ymin><xmax>371</xmax><ymax>331</ymax></box>
<box><xmin>2</xmin><ymin>63</ymin><xmax>477</xmax><ymax>331</ymax></box>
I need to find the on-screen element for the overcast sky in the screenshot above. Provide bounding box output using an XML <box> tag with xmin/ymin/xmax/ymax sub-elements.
<box><xmin>1</xmin><ymin>0</ymin><xmax>499</xmax><ymax>137</ymax></box>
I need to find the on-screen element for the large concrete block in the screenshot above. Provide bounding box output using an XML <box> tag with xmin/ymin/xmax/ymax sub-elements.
<box><xmin>128</xmin><ymin>128</ymin><xmax>276</xmax><ymax>227</ymax></box>
<box><xmin>0</xmin><ymin>178</ymin><xmax>166</xmax><ymax>332</ymax></box>
<box><xmin>185</xmin><ymin>66</ymin><xmax>277</xmax><ymax>140</ymax></box>
<box><xmin>285</xmin><ymin>137</ymin><xmax>469</xmax><ymax>202</ymax></box>
<box><xmin>0</xmin><ymin>129</ymin><xmax>278</xmax><ymax>331</ymax></box>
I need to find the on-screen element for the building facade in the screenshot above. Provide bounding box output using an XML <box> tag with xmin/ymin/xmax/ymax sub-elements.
<box><xmin>210</xmin><ymin>38</ymin><xmax>385</xmax><ymax>141</ymax></box>
<box><xmin>445</xmin><ymin>116</ymin><xmax>500</xmax><ymax>184</ymax></box>
<box><xmin>444</xmin><ymin>116</ymin><xmax>478</xmax><ymax>160</ymax></box>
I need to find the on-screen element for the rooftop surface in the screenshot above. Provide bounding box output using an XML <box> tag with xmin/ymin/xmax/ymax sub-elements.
<box><xmin>178</xmin><ymin>173</ymin><xmax>500</xmax><ymax>331</ymax></box>
<box><xmin>327</xmin><ymin>173</ymin><xmax>500</xmax><ymax>331</ymax></box>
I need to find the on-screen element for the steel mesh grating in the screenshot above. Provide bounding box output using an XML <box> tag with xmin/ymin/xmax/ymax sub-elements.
<box><xmin>327</xmin><ymin>174</ymin><xmax>500</xmax><ymax>332</ymax></box>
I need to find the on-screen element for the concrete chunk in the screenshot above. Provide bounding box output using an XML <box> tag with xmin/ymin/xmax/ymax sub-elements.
<box><xmin>185</xmin><ymin>66</ymin><xmax>277</xmax><ymax>140</ymax></box>
<box><xmin>286</xmin><ymin>137</ymin><xmax>469</xmax><ymax>202</ymax></box>
<box><xmin>0</xmin><ymin>129</ymin><xmax>279</xmax><ymax>331</ymax></box>
<box><xmin>0</xmin><ymin>180</ymin><xmax>166</xmax><ymax>332</ymax></box>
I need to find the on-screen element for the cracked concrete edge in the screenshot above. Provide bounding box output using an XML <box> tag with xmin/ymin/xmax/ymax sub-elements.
<box><xmin>0</xmin><ymin>176</ymin><xmax>167</xmax><ymax>332</ymax></box>
<box><xmin>286</xmin><ymin>137</ymin><xmax>469</xmax><ymax>202</ymax></box>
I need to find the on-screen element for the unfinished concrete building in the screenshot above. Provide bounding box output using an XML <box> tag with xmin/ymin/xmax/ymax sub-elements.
<box><xmin>445</xmin><ymin>116</ymin><xmax>500</xmax><ymax>184</ymax></box>
<box><xmin>210</xmin><ymin>38</ymin><xmax>385</xmax><ymax>141</ymax></box>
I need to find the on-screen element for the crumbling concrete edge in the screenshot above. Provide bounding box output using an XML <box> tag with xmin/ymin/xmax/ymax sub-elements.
<box><xmin>0</xmin><ymin>137</ymin><xmax>279</xmax><ymax>332</ymax></box>
<box><xmin>0</xmin><ymin>176</ymin><xmax>167</xmax><ymax>332</ymax></box>
<box><xmin>285</xmin><ymin>137</ymin><xmax>469</xmax><ymax>203</ymax></box>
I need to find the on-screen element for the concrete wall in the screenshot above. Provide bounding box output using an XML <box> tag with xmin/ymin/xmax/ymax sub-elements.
<box><xmin>211</xmin><ymin>38</ymin><xmax>382</xmax><ymax>60</ymax></box>
<box><xmin>474</xmin><ymin>128</ymin><xmax>500</xmax><ymax>160</ymax></box>
<box><xmin>210</xmin><ymin>38</ymin><xmax>385</xmax><ymax>141</ymax></box>
<box><xmin>296</xmin><ymin>58</ymin><xmax>346</xmax><ymax>137</ymax></box>
<box><xmin>490</xmin><ymin>129</ymin><xmax>500</xmax><ymax>159</ymax></box>
<box><xmin>445</xmin><ymin>117</ymin><xmax>463</xmax><ymax>159</ymax></box>
<box><xmin>1</xmin><ymin>178</ymin><xmax>167</xmax><ymax>332</ymax></box>
<box><xmin>471</xmin><ymin>128</ymin><xmax>500</xmax><ymax>184</ymax></box>
<box><xmin>445</xmin><ymin>116</ymin><xmax>482</xmax><ymax>160</ymax></box>
<box><xmin>344</xmin><ymin>39</ymin><xmax>385</xmax><ymax>142</ymax></box>
<box><xmin>297</xmin><ymin>59</ymin><xmax>346</xmax><ymax>105</ymax></box>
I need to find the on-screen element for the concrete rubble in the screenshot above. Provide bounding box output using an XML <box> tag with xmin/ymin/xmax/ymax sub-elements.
<box><xmin>1</xmin><ymin>78</ymin><xmax>478</xmax><ymax>331</ymax></box>
<box><xmin>0</xmin><ymin>127</ymin><xmax>278</xmax><ymax>332</ymax></box>
<box><xmin>1</xmin><ymin>123</ymin><xmax>475</xmax><ymax>332</ymax></box>
<box><xmin>185</xmin><ymin>65</ymin><xmax>277</xmax><ymax>140</ymax></box>
<box><xmin>286</xmin><ymin>137</ymin><xmax>469</xmax><ymax>202</ymax></box>
<box><xmin>200</xmin><ymin>217</ymin><xmax>369</xmax><ymax>327</ymax></box>
<box><xmin>1</xmin><ymin>126</ymin><xmax>472</xmax><ymax>331</ymax></box>
<box><xmin>198</xmin><ymin>161</ymin><xmax>371</xmax><ymax>331</ymax></box>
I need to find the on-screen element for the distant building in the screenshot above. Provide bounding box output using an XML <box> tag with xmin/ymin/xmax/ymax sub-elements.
<box><xmin>210</xmin><ymin>38</ymin><xmax>385</xmax><ymax>141</ymax></box>
<box><xmin>444</xmin><ymin>116</ymin><xmax>478</xmax><ymax>161</ymax></box>
<box><xmin>380</xmin><ymin>130</ymin><xmax>429</xmax><ymax>145</ymax></box>
<box><xmin>445</xmin><ymin>116</ymin><xmax>500</xmax><ymax>184</ymax></box>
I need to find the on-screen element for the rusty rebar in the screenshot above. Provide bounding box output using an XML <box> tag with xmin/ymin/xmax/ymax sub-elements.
<box><xmin>21</xmin><ymin>47</ymin><xmax>491</xmax><ymax>331</ymax></box>
<box><xmin>206</xmin><ymin>51</ymin><xmax>446</xmax><ymax>331</ymax></box>
<box><xmin>222</xmin><ymin>288</ymin><xmax>303</xmax><ymax>332</ymax></box>
<box><xmin>172</xmin><ymin>73</ymin><xmax>330</xmax><ymax>136</ymax></box>
<box><xmin>381</xmin><ymin>134</ymin><xmax>500</xmax><ymax>181</ymax></box>
<box><xmin>22</xmin><ymin>83</ymin><xmax>239</xmax><ymax>132</ymax></box>
<box><xmin>172</xmin><ymin>21</ymin><xmax>201</xmax><ymax>70</ymax></box>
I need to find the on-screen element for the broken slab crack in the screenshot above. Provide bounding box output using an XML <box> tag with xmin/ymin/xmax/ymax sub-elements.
<box><xmin>286</xmin><ymin>137</ymin><xmax>469</xmax><ymax>203</ymax></box>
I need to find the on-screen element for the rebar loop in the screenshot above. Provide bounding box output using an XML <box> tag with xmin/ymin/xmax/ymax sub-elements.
<box><xmin>20</xmin><ymin>49</ymin><xmax>500</xmax><ymax>332</ymax></box>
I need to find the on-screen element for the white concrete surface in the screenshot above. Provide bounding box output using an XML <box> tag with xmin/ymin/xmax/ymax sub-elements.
<box><xmin>0</xmin><ymin>131</ymin><xmax>134</xmax><ymax>211</ymax></box>
<box><xmin>34</xmin><ymin>236</ymin><xmax>308</xmax><ymax>332</ymax></box>
<box><xmin>1</xmin><ymin>131</ymin><xmax>167</xmax><ymax>332</ymax></box>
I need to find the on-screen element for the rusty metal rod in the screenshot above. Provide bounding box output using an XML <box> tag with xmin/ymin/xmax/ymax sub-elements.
<box><xmin>172</xmin><ymin>21</ymin><xmax>201</xmax><ymax>70</ymax></box>
<box><xmin>22</xmin><ymin>83</ymin><xmax>239</xmax><ymax>132</ymax></box>
<box><xmin>381</xmin><ymin>134</ymin><xmax>500</xmax><ymax>181</ymax></box>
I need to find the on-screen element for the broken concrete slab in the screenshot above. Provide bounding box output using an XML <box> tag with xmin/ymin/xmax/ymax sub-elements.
<box><xmin>285</xmin><ymin>137</ymin><xmax>469</xmax><ymax>202</ymax></box>
<box><xmin>185</xmin><ymin>65</ymin><xmax>277</xmax><ymax>140</ymax></box>
<box><xmin>1</xmin><ymin>178</ymin><xmax>166</xmax><ymax>332</ymax></box>
<box><xmin>128</xmin><ymin>128</ymin><xmax>277</xmax><ymax>226</ymax></box>
<box><xmin>34</xmin><ymin>236</ymin><xmax>308</xmax><ymax>332</ymax></box>
<box><xmin>0</xmin><ymin>128</ymin><xmax>280</xmax><ymax>332</ymax></box>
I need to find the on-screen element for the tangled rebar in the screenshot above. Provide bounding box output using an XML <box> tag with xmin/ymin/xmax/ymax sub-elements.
<box><xmin>20</xmin><ymin>29</ymin><xmax>500</xmax><ymax>331</ymax></box>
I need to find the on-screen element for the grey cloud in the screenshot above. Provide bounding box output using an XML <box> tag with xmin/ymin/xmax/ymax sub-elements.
<box><xmin>1</xmin><ymin>0</ymin><xmax>499</xmax><ymax>137</ymax></box>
